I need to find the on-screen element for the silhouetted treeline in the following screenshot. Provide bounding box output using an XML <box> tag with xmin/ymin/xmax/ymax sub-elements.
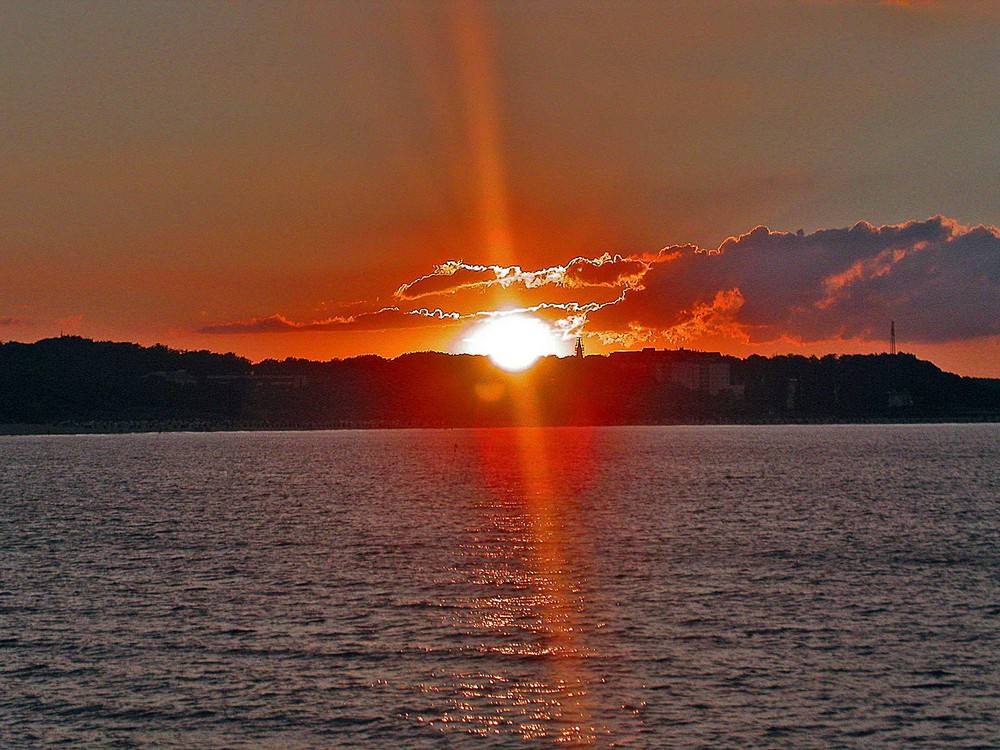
<box><xmin>0</xmin><ymin>337</ymin><xmax>248</xmax><ymax>424</ymax></box>
<box><xmin>1</xmin><ymin>336</ymin><xmax>998</xmax><ymax>432</ymax></box>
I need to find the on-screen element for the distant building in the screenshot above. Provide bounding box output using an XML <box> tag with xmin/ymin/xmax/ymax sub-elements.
<box><xmin>249</xmin><ymin>371</ymin><xmax>309</xmax><ymax>389</ymax></box>
<box><xmin>206</xmin><ymin>371</ymin><xmax>309</xmax><ymax>389</ymax></box>
<box><xmin>785</xmin><ymin>377</ymin><xmax>798</xmax><ymax>410</ymax></box>
<box><xmin>671</xmin><ymin>360</ymin><xmax>735</xmax><ymax>396</ymax></box>
<box><xmin>611</xmin><ymin>348</ymin><xmax>743</xmax><ymax>397</ymax></box>
<box><xmin>144</xmin><ymin>369</ymin><xmax>199</xmax><ymax>385</ymax></box>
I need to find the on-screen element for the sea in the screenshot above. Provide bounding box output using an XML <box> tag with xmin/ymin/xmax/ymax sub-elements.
<box><xmin>1</xmin><ymin>424</ymin><xmax>998</xmax><ymax>748</ymax></box>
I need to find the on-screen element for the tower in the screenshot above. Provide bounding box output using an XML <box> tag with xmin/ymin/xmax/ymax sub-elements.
<box><xmin>890</xmin><ymin>320</ymin><xmax>896</xmax><ymax>355</ymax></box>
<box><xmin>574</xmin><ymin>335</ymin><xmax>584</xmax><ymax>358</ymax></box>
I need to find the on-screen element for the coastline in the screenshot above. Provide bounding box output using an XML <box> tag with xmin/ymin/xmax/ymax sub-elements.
<box><xmin>4</xmin><ymin>414</ymin><xmax>998</xmax><ymax>436</ymax></box>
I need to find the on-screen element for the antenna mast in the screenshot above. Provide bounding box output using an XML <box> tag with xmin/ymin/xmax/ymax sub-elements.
<box><xmin>890</xmin><ymin>320</ymin><xmax>896</xmax><ymax>355</ymax></box>
<box><xmin>574</xmin><ymin>335</ymin><xmax>584</xmax><ymax>358</ymax></box>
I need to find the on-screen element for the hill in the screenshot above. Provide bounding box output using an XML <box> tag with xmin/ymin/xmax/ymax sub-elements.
<box><xmin>1</xmin><ymin>337</ymin><xmax>997</xmax><ymax>432</ymax></box>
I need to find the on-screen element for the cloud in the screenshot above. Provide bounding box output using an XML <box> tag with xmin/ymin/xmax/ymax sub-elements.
<box><xmin>199</xmin><ymin>315</ymin><xmax>302</xmax><ymax>334</ymax></box>
<box><xmin>199</xmin><ymin>307</ymin><xmax>462</xmax><ymax>334</ymax></box>
<box><xmin>394</xmin><ymin>263</ymin><xmax>499</xmax><ymax>300</ymax></box>
<box><xmin>393</xmin><ymin>261</ymin><xmax>565</xmax><ymax>300</ymax></box>
<box><xmin>393</xmin><ymin>253</ymin><xmax>656</xmax><ymax>301</ymax></box>
<box><xmin>0</xmin><ymin>317</ymin><xmax>27</xmax><ymax>326</ymax></box>
<box><xmin>562</xmin><ymin>254</ymin><xmax>649</xmax><ymax>288</ymax></box>
<box><xmin>586</xmin><ymin>216</ymin><xmax>999</xmax><ymax>346</ymax></box>
<box><xmin>202</xmin><ymin>216</ymin><xmax>998</xmax><ymax>357</ymax></box>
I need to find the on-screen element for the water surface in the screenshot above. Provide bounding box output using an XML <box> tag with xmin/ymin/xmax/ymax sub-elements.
<box><xmin>2</xmin><ymin>425</ymin><xmax>998</xmax><ymax>747</ymax></box>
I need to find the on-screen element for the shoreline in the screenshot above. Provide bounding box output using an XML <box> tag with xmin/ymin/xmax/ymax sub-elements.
<box><xmin>3</xmin><ymin>414</ymin><xmax>998</xmax><ymax>436</ymax></box>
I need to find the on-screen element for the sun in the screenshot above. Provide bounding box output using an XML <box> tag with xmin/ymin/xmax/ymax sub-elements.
<box><xmin>462</xmin><ymin>314</ymin><xmax>565</xmax><ymax>372</ymax></box>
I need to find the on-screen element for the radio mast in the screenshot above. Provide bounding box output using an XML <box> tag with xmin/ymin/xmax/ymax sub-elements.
<box><xmin>890</xmin><ymin>321</ymin><xmax>896</xmax><ymax>355</ymax></box>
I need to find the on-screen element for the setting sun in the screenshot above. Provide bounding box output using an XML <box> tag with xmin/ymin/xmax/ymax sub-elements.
<box><xmin>461</xmin><ymin>314</ymin><xmax>565</xmax><ymax>371</ymax></box>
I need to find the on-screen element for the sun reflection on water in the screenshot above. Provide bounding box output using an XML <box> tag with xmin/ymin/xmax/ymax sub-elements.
<box><xmin>414</xmin><ymin>427</ymin><xmax>609</xmax><ymax>745</ymax></box>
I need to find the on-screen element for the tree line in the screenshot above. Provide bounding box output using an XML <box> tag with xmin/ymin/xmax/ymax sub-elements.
<box><xmin>1</xmin><ymin>336</ymin><xmax>997</xmax><ymax>430</ymax></box>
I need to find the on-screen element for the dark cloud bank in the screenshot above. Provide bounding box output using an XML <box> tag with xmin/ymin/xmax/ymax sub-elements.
<box><xmin>589</xmin><ymin>216</ymin><xmax>998</xmax><ymax>346</ymax></box>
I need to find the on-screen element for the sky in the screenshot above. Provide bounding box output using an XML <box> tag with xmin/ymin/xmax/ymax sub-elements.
<box><xmin>2</xmin><ymin>0</ymin><xmax>998</xmax><ymax>375</ymax></box>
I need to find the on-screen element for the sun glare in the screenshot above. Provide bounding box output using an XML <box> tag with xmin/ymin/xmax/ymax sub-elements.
<box><xmin>463</xmin><ymin>315</ymin><xmax>564</xmax><ymax>372</ymax></box>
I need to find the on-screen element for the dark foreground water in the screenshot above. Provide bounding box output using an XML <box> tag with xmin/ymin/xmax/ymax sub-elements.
<box><xmin>1</xmin><ymin>425</ymin><xmax>998</xmax><ymax>748</ymax></box>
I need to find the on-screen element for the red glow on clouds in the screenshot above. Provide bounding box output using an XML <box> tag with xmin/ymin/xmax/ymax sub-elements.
<box><xmin>179</xmin><ymin>216</ymin><xmax>1000</xmax><ymax>377</ymax></box>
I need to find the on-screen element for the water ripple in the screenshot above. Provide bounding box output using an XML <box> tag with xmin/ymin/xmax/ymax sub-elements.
<box><xmin>1</xmin><ymin>425</ymin><xmax>998</xmax><ymax>747</ymax></box>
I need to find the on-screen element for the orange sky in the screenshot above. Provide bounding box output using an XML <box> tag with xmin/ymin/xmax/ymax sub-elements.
<box><xmin>2</xmin><ymin>1</ymin><xmax>998</xmax><ymax>375</ymax></box>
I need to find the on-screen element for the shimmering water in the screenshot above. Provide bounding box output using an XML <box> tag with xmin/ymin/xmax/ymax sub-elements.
<box><xmin>2</xmin><ymin>425</ymin><xmax>998</xmax><ymax>748</ymax></box>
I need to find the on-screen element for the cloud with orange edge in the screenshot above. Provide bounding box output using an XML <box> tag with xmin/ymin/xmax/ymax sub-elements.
<box><xmin>586</xmin><ymin>217</ymin><xmax>999</xmax><ymax>347</ymax></box>
<box><xmin>200</xmin><ymin>216</ymin><xmax>999</xmax><ymax>357</ymax></box>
